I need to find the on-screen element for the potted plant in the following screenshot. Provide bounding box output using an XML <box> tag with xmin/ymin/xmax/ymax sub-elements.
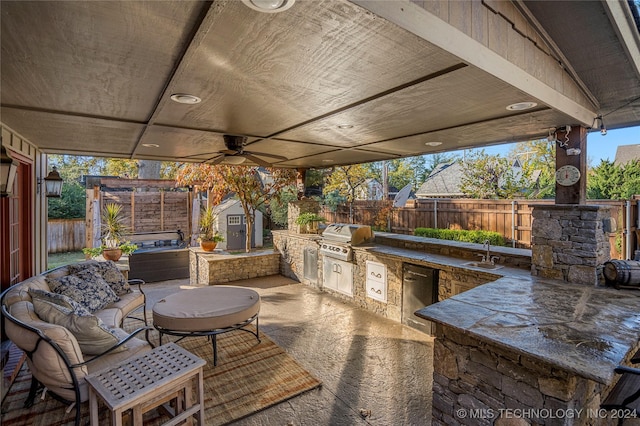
<box><xmin>295</xmin><ymin>212</ymin><xmax>326</xmax><ymax>234</ymax></box>
<box><xmin>199</xmin><ymin>206</ymin><xmax>225</xmax><ymax>251</ymax></box>
<box><xmin>83</xmin><ymin>241</ymin><xmax>138</xmax><ymax>259</ymax></box>
<box><xmin>83</xmin><ymin>203</ymin><xmax>135</xmax><ymax>261</ymax></box>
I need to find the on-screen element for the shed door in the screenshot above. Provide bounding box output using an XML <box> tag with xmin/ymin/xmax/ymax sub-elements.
<box><xmin>226</xmin><ymin>215</ymin><xmax>255</xmax><ymax>250</ymax></box>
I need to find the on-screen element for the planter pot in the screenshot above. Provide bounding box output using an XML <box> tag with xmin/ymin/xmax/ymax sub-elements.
<box><xmin>200</xmin><ymin>241</ymin><xmax>218</xmax><ymax>252</ymax></box>
<box><xmin>102</xmin><ymin>248</ymin><xmax>123</xmax><ymax>261</ymax></box>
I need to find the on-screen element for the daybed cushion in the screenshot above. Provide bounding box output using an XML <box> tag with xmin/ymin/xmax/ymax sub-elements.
<box><xmin>46</xmin><ymin>269</ymin><xmax>120</xmax><ymax>312</ymax></box>
<box><xmin>68</xmin><ymin>260</ymin><xmax>131</xmax><ymax>295</ymax></box>
<box><xmin>32</xmin><ymin>299</ymin><xmax>123</xmax><ymax>355</ymax></box>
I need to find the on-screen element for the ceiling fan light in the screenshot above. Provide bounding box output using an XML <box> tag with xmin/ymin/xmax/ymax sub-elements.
<box><xmin>241</xmin><ymin>0</ymin><xmax>295</xmax><ymax>13</ymax></box>
<box><xmin>225</xmin><ymin>156</ymin><xmax>246</xmax><ymax>165</ymax></box>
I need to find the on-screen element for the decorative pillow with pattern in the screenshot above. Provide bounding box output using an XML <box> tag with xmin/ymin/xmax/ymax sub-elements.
<box><xmin>68</xmin><ymin>260</ymin><xmax>131</xmax><ymax>296</ymax></box>
<box><xmin>28</xmin><ymin>288</ymin><xmax>92</xmax><ymax>316</ymax></box>
<box><xmin>32</xmin><ymin>298</ymin><xmax>124</xmax><ymax>355</ymax></box>
<box><xmin>46</xmin><ymin>270</ymin><xmax>120</xmax><ymax>312</ymax></box>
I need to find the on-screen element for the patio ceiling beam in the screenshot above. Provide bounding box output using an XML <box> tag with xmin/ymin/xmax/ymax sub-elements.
<box><xmin>350</xmin><ymin>0</ymin><xmax>597</xmax><ymax>128</ymax></box>
<box><xmin>602</xmin><ymin>0</ymin><xmax>640</xmax><ymax>79</ymax></box>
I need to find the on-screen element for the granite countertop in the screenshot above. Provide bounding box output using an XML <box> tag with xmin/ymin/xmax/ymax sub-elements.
<box><xmin>416</xmin><ymin>276</ymin><xmax>640</xmax><ymax>384</ymax></box>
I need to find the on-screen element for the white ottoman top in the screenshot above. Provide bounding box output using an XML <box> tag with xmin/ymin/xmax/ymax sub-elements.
<box><xmin>152</xmin><ymin>286</ymin><xmax>260</xmax><ymax>332</ymax></box>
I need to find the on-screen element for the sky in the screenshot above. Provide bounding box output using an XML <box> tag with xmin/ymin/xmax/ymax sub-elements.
<box><xmin>457</xmin><ymin>125</ymin><xmax>640</xmax><ymax>166</ymax></box>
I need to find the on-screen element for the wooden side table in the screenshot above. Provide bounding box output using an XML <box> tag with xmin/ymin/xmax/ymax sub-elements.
<box><xmin>85</xmin><ymin>343</ymin><xmax>205</xmax><ymax>426</ymax></box>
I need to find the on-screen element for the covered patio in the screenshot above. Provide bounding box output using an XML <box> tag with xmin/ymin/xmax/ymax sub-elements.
<box><xmin>2</xmin><ymin>0</ymin><xmax>640</xmax><ymax>424</ymax></box>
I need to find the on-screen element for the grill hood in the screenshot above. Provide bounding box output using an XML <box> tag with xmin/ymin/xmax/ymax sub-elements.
<box><xmin>321</xmin><ymin>224</ymin><xmax>374</xmax><ymax>245</ymax></box>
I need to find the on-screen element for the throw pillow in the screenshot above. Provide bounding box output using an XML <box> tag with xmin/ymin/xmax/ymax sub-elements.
<box><xmin>32</xmin><ymin>298</ymin><xmax>124</xmax><ymax>355</ymax></box>
<box><xmin>28</xmin><ymin>288</ymin><xmax>92</xmax><ymax>316</ymax></box>
<box><xmin>46</xmin><ymin>270</ymin><xmax>120</xmax><ymax>312</ymax></box>
<box><xmin>69</xmin><ymin>260</ymin><xmax>131</xmax><ymax>296</ymax></box>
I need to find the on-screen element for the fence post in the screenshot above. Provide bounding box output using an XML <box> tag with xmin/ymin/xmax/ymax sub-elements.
<box><xmin>433</xmin><ymin>199</ymin><xmax>438</xmax><ymax>229</ymax></box>
<box><xmin>511</xmin><ymin>200</ymin><xmax>516</xmax><ymax>248</ymax></box>
<box><xmin>626</xmin><ymin>200</ymin><xmax>632</xmax><ymax>260</ymax></box>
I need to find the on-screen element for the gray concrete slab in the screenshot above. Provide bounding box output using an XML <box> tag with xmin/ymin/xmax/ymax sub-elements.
<box><xmin>143</xmin><ymin>275</ymin><xmax>434</xmax><ymax>426</ymax></box>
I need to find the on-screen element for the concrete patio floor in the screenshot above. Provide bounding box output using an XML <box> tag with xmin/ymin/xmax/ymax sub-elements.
<box><xmin>143</xmin><ymin>275</ymin><xmax>434</xmax><ymax>426</ymax></box>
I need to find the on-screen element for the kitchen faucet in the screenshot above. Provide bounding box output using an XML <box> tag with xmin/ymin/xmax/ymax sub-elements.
<box><xmin>479</xmin><ymin>239</ymin><xmax>500</xmax><ymax>265</ymax></box>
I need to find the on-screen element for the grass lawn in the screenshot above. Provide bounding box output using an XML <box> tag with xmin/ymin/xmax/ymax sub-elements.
<box><xmin>47</xmin><ymin>251</ymin><xmax>86</xmax><ymax>269</ymax></box>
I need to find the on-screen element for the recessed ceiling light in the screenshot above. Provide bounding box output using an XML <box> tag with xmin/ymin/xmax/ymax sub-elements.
<box><xmin>170</xmin><ymin>93</ymin><xmax>201</xmax><ymax>104</ymax></box>
<box><xmin>425</xmin><ymin>142</ymin><xmax>443</xmax><ymax>146</ymax></box>
<box><xmin>142</xmin><ymin>143</ymin><xmax>159</xmax><ymax>148</ymax></box>
<box><xmin>322</xmin><ymin>159</ymin><xmax>334</xmax><ymax>163</ymax></box>
<box><xmin>241</xmin><ymin>0</ymin><xmax>295</xmax><ymax>13</ymax></box>
<box><xmin>506</xmin><ymin>102</ymin><xmax>537</xmax><ymax>111</ymax></box>
<box><xmin>337</xmin><ymin>124</ymin><xmax>353</xmax><ymax>129</ymax></box>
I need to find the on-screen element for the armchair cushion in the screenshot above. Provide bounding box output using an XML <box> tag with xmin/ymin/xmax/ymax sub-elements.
<box><xmin>46</xmin><ymin>269</ymin><xmax>119</xmax><ymax>312</ymax></box>
<box><xmin>32</xmin><ymin>298</ymin><xmax>124</xmax><ymax>355</ymax></box>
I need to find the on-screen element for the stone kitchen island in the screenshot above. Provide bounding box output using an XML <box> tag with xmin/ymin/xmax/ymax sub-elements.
<box><xmin>417</xmin><ymin>278</ymin><xmax>640</xmax><ymax>425</ymax></box>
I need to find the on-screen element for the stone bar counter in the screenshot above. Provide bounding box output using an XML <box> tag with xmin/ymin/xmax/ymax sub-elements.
<box><xmin>417</xmin><ymin>277</ymin><xmax>640</xmax><ymax>425</ymax></box>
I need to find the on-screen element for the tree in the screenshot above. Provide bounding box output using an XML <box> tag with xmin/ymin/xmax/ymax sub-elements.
<box><xmin>588</xmin><ymin>159</ymin><xmax>640</xmax><ymax>199</ymax></box>
<box><xmin>460</xmin><ymin>150</ymin><xmax>531</xmax><ymax>199</ymax></box>
<box><xmin>176</xmin><ymin>164</ymin><xmax>297</xmax><ymax>252</ymax></box>
<box><xmin>323</xmin><ymin>164</ymin><xmax>372</xmax><ymax>222</ymax></box>
<box><xmin>267</xmin><ymin>185</ymin><xmax>298</xmax><ymax>228</ymax></box>
<box><xmin>508</xmin><ymin>139</ymin><xmax>556</xmax><ymax>199</ymax></box>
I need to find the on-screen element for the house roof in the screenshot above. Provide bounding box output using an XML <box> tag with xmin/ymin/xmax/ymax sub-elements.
<box><xmin>416</xmin><ymin>160</ymin><xmax>542</xmax><ymax>198</ymax></box>
<box><xmin>614</xmin><ymin>144</ymin><xmax>640</xmax><ymax>166</ymax></box>
<box><xmin>415</xmin><ymin>162</ymin><xmax>465</xmax><ymax>198</ymax></box>
<box><xmin>1</xmin><ymin>1</ymin><xmax>639</xmax><ymax>168</ymax></box>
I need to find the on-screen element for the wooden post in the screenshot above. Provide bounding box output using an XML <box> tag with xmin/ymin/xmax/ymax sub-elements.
<box><xmin>130</xmin><ymin>191</ymin><xmax>136</xmax><ymax>232</ymax></box>
<box><xmin>160</xmin><ymin>190</ymin><xmax>165</xmax><ymax>231</ymax></box>
<box><xmin>296</xmin><ymin>168</ymin><xmax>307</xmax><ymax>200</ymax></box>
<box><xmin>555</xmin><ymin>125</ymin><xmax>587</xmax><ymax>204</ymax></box>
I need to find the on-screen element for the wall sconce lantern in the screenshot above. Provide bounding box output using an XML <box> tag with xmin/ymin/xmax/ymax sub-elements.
<box><xmin>41</xmin><ymin>166</ymin><xmax>64</xmax><ymax>198</ymax></box>
<box><xmin>1</xmin><ymin>146</ymin><xmax>18</xmax><ymax>197</ymax></box>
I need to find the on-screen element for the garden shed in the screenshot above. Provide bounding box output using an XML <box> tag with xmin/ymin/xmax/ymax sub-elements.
<box><xmin>208</xmin><ymin>198</ymin><xmax>263</xmax><ymax>251</ymax></box>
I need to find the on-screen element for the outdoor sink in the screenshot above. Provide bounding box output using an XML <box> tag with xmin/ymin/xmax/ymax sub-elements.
<box><xmin>463</xmin><ymin>261</ymin><xmax>504</xmax><ymax>270</ymax></box>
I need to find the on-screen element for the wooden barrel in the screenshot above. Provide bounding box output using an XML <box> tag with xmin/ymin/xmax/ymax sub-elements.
<box><xmin>603</xmin><ymin>260</ymin><xmax>640</xmax><ymax>287</ymax></box>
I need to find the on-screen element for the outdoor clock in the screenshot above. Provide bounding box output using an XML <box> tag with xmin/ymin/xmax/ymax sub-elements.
<box><xmin>555</xmin><ymin>165</ymin><xmax>581</xmax><ymax>186</ymax></box>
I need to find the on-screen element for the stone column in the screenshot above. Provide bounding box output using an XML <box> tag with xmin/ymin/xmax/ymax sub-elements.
<box><xmin>287</xmin><ymin>200</ymin><xmax>320</xmax><ymax>233</ymax></box>
<box><xmin>531</xmin><ymin>205</ymin><xmax>611</xmax><ymax>285</ymax></box>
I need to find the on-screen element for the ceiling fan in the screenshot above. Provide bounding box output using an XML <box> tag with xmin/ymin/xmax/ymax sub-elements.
<box><xmin>192</xmin><ymin>135</ymin><xmax>288</xmax><ymax>167</ymax></box>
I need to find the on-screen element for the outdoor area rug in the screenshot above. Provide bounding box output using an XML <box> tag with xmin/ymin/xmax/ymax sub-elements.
<box><xmin>1</xmin><ymin>327</ymin><xmax>322</xmax><ymax>425</ymax></box>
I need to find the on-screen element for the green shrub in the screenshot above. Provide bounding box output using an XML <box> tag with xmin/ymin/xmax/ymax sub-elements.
<box><xmin>414</xmin><ymin>228</ymin><xmax>506</xmax><ymax>246</ymax></box>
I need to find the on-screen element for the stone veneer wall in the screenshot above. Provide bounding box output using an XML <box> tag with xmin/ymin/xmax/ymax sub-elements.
<box><xmin>287</xmin><ymin>200</ymin><xmax>321</xmax><ymax>235</ymax></box>
<box><xmin>272</xmin><ymin>230</ymin><xmax>321</xmax><ymax>288</ymax></box>
<box><xmin>433</xmin><ymin>324</ymin><xmax>611</xmax><ymax>426</ymax></box>
<box><xmin>189</xmin><ymin>248</ymin><xmax>280</xmax><ymax>285</ymax></box>
<box><xmin>437</xmin><ymin>269</ymin><xmax>495</xmax><ymax>301</ymax></box>
<box><xmin>531</xmin><ymin>205</ymin><xmax>611</xmax><ymax>285</ymax></box>
<box><xmin>352</xmin><ymin>250</ymin><xmax>403</xmax><ymax>322</ymax></box>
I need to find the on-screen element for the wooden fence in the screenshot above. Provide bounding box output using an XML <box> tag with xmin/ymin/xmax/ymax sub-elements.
<box><xmin>85</xmin><ymin>178</ymin><xmax>192</xmax><ymax>249</ymax></box>
<box><xmin>48</xmin><ymin>219</ymin><xmax>86</xmax><ymax>253</ymax></box>
<box><xmin>321</xmin><ymin>198</ymin><xmax>638</xmax><ymax>259</ymax></box>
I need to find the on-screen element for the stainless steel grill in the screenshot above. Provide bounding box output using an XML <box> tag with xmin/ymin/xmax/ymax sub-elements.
<box><xmin>319</xmin><ymin>224</ymin><xmax>374</xmax><ymax>261</ymax></box>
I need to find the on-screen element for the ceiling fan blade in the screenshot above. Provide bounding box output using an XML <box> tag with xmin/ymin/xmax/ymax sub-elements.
<box><xmin>243</xmin><ymin>153</ymin><xmax>274</xmax><ymax>167</ymax></box>
<box><xmin>245</xmin><ymin>151</ymin><xmax>288</xmax><ymax>160</ymax></box>
<box><xmin>205</xmin><ymin>154</ymin><xmax>226</xmax><ymax>165</ymax></box>
<box><xmin>221</xmin><ymin>150</ymin><xmax>237</xmax><ymax>155</ymax></box>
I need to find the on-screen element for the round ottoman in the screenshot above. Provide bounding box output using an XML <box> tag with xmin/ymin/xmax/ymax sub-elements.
<box><xmin>152</xmin><ymin>286</ymin><xmax>261</xmax><ymax>365</ymax></box>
